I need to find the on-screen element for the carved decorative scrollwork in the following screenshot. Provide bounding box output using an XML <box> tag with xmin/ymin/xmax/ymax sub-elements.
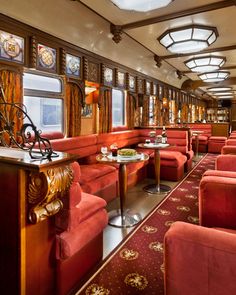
<box><xmin>28</xmin><ymin>165</ymin><xmax>73</xmax><ymax>224</ymax></box>
<box><xmin>0</xmin><ymin>79</ymin><xmax>57</xmax><ymax>159</ymax></box>
<box><xmin>110</xmin><ymin>24</ymin><xmax>122</xmax><ymax>44</ymax></box>
<box><xmin>154</xmin><ymin>55</ymin><xmax>162</xmax><ymax>68</ymax></box>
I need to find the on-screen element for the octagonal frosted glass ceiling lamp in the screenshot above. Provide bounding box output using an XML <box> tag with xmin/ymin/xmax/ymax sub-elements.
<box><xmin>207</xmin><ymin>86</ymin><xmax>232</xmax><ymax>92</ymax></box>
<box><xmin>158</xmin><ymin>25</ymin><xmax>218</xmax><ymax>54</ymax></box>
<box><xmin>198</xmin><ymin>71</ymin><xmax>230</xmax><ymax>83</ymax></box>
<box><xmin>110</xmin><ymin>0</ymin><xmax>174</xmax><ymax>12</ymax></box>
<box><xmin>185</xmin><ymin>56</ymin><xmax>226</xmax><ymax>72</ymax></box>
<box><xmin>211</xmin><ymin>91</ymin><xmax>234</xmax><ymax>96</ymax></box>
<box><xmin>216</xmin><ymin>95</ymin><xmax>234</xmax><ymax>100</ymax></box>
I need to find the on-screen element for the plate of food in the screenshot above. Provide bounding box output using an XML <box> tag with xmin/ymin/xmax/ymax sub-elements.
<box><xmin>117</xmin><ymin>149</ymin><xmax>141</xmax><ymax>160</ymax></box>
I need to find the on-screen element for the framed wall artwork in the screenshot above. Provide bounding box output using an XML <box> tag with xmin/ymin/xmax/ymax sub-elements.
<box><xmin>116</xmin><ymin>70</ymin><xmax>126</xmax><ymax>88</ymax></box>
<box><xmin>129</xmin><ymin>74</ymin><xmax>136</xmax><ymax>92</ymax></box>
<box><xmin>81</xmin><ymin>104</ymin><xmax>93</xmax><ymax>118</ymax></box>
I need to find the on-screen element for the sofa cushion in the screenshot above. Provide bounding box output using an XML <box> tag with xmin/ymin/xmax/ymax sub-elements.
<box><xmin>56</xmin><ymin>193</ymin><xmax>107</xmax><ymax>231</ymax></box>
<box><xmin>150</xmin><ymin>151</ymin><xmax>187</xmax><ymax>168</ymax></box>
<box><xmin>56</xmin><ymin>209</ymin><xmax>108</xmax><ymax>259</ymax></box>
<box><xmin>79</xmin><ymin>164</ymin><xmax>117</xmax><ymax>184</ymax></box>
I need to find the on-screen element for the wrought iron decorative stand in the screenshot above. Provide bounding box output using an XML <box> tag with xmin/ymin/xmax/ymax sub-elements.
<box><xmin>0</xmin><ymin>80</ymin><xmax>57</xmax><ymax>159</ymax></box>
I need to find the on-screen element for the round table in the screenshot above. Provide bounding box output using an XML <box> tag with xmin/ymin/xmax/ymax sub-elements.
<box><xmin>96</xmin><ymin>152</ymin><xmax>149</xmax><ymax>228</ymax></box>
<box><xmin>138</xmin><ymin>142</ymin><xmax>171</xmax><ymax>194</ymax></box>
<box><xmin>192</xmin><ymin>130</ymin><xmax>205</xmax><ymax>158</ymax></box>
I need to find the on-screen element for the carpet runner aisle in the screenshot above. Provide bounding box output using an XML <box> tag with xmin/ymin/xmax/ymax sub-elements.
<box><xmin>76</xmin><ymin>154</ymin><xmax>217</xmax><ymax>295</ymax></box>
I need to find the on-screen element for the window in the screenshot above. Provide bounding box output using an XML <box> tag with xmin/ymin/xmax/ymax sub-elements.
<box><xmin>23</xmin><ymin>72</ymin><xmax>64</xmax><ymax>133</ymax></box>
<box><xmin>149</xmin><ymin>96</ymin><xmax>155</xmax><ymax>125</ymax></box>
<box><xmin>112</xmin><ymin>89</ymin><xmax>125</xmax><ymax>127</ymax></box>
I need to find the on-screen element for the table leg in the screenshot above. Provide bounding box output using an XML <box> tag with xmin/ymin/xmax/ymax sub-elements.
<box><xmin>143</xmin><ymin>149</ymin><xmax>171</xmax><ymax>194</ymax></box>
<box><xmin>108</xmin><ymin>163</ymin><xmax>142</xmax><ymax>228</ymax></box>
<box><xmin>195</xmin><ymin>135</ymin><xmax>199</xmax><ymax>157</ymax></box>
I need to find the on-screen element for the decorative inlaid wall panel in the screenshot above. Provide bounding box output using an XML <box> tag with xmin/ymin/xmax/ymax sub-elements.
<box><xmin>0</xmin><ymin>30</ymin><xmax>24</xmax><ymax>64</ymax></box>
<box><xmin>88</xmin><ymin>60</ymin><xmax>100</xmax><ymax>83</ymax></box>
<box><xmin>37</xmin><ymin>43</ymin><xmax>56</xmax><ymax>72</ymax></box>
<box><xmin>66</xmin><ymin>53</ymin><xmax>81</xmax><ymax>77</ymax></box>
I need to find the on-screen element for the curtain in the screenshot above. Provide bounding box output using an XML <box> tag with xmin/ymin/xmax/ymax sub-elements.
<box><xmin>65</xmin><ymin>82</ymin><xmax>83</xmax><ymax>137</ymax></box>
<box><xmin>0</xmin><ymin>69</ymin><xmax>23</xmax><ymax>143</ymax></box>
<box><xmin>99</xmin><ymin>89</ymin><xmax>112</xmax><ymax>133</ymax></box>
<box><xmin>126</xmin><ymin>93</ymin><xmax>136</xmax><ymax>129</ymax></box>
<box><xmin>142</xmin><ymin>95</ymin><xmax>149</xmax><ymax>126</ymax></box>
<box><xmin>154</xmin><ymin>97</ymin><xmax>161</xmax><ymax>126</ymax></box>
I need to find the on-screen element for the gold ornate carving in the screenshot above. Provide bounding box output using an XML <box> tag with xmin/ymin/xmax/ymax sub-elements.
<box><xmin>28</xmin><ymin>165</ymin><xmax>73</xmax><ymax>224</ymax></box>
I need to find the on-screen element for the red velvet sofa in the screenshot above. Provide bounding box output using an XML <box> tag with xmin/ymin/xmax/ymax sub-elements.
<box><xmin>187</xmin><ymin>123</ymin><xmax>212</xmax><ymax>153</ymax></box>
<box><xmin>49</xmin><ymin>128</ymin><xmax>192</xmax><ymax>202</ymax></box>
<box><xmin>164</xmin><ymin>155</ymin><xmax>236</xmax><ymax>295</ymax></box>
<box><xmin>55</xmin><ymin>162</ymin><xmax>108</xmax><ymax>295</ymax></box>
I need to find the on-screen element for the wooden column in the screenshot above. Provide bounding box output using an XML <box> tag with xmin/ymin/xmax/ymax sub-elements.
<box><xmin>0</xmin><ymin>148</ymin><xmax>77</xmax><ymax>295</ymax></box>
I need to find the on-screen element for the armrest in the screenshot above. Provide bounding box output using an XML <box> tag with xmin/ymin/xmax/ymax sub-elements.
<box><xmin>221</xmin><ymin>145</ymin><xmax>236</xmax><ymax>155</ymax></box>
<box><xmin>199</xmin><ymin>174</ymin><xmax>236</xmax><ymax>228</ymax></box>
<box><xmin>164</xmin><ymin>221</ymin><xmax>236</xmax><ymax>295</ymax></box>
<box><xmin>216</xmin><ymin>154</ymin><xmax>236</xmax><ymax>171</ymax></box>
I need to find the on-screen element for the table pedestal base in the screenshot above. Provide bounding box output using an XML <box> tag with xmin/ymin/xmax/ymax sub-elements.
<box><xmin>108</xmin><ymin>209</ymin><xmax>142</xmax><ymax>228</ymax></box>
<box><xmin>143</xmin><ymin>183</ymin><xmax>171</xmax><ymax>194</ymax></box>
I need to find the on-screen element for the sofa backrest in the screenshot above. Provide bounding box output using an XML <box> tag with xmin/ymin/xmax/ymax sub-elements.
<box><xmin>188</xmin><ymin>123</ymin><xmax>212</xmax><ymax>138</ymax></box>
<box><xmin>138</xmin><ymin>128</ymin><xmax>190</xmax><ymax>154</ymax></box>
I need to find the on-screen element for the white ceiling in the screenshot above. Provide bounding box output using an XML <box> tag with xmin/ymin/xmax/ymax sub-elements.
<box><xmin>0</xmin><ymin>0</ymin><xmax>236</xmax><ymax>100</ymax></box>
<box><xmin>80</xmin><ymin>0</ymin><xmax>236</xmax><ymax>101</ymax></box>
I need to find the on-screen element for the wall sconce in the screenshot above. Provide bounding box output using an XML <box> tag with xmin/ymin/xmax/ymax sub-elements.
<box><xmin>85</xmin><ymin>86</ymin><xmax>97</xmax><ymax>95</ymax></box>
<box><xmin>158</xmin><ymin>24</ymin><xmax>218</xmax><ymax>54</ymax></box>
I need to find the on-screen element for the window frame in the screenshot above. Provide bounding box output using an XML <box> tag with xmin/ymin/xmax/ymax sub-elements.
<box><xmin>23</xmin><ymin>70</ymin><xmax>65</xmax><ymax>133</ymax></box>
<box><xmin>111</xmin><ymin>88</ymin><xmax>126</xmax><ymax>128</ymax></box>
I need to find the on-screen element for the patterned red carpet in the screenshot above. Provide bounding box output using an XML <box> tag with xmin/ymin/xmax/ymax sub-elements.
<box><xmin>76</xmin><ymin>154</ymin><xmax>217</xmax><ymax>295</ymax></box>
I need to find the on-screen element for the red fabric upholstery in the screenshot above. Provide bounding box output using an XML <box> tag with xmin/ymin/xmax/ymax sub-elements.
<box><xmin>208</xmin><ymin>136</ymin><xmax>227</xmax><ymax>153</ymax></box>
<box><xmin>188</xmin><ymin>123</ymin><xmax>212</xmax><ymax>153</ymax></box>
<box><xmin>56</xmin><ymin>209</ymin><xmax>108</xmax><ymax>259</ymax></box>
<box><xmin>79</xmin><ymin>164</ymin><xmax>116</xmax><ymax>184</ymax></box>
<box><xmin>49</xmin><ymin>129</ymin><xmax>192</xmax><ymax>203</ymax></box>
<box><xmin>164</xmin><ymin>221</ymin><xmax>236</xmax><ymax>295</ymax></box>
<box><xmin>221</xmin><ymin>145</ymin><xmax>236</xmax><ymax>154</ymax></box>
<box><xmin>56</xmin><ymin>233</ymin><xmax>103</xmax><ymax>295</ymax></box>
<box><xmin>148</xmin><ymin>151</ymin><xmax>187</xmax><ymax>181</ymax></box>
<box><xmin>216</xmin><ymin>154</ymin><xmax>236</xmax><ymax>171</ymax></box>
<box><xmin>55</xmin><ymin>162</ymin><xmax>108</xmax><ymax>295</ymax></box>
<box><xmin>199</xmin><ymin>171</ymin><xmax>236</xmax><ymax>228</ymax></box>
<box><xmin>226</xmin><ymin>139</ymin><xmax>236</xmax><ymax>146</ymax></box>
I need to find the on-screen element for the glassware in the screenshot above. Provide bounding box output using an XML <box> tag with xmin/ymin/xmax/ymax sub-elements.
<box><xmin>101</xmin><ymin>146</ymin><xmax>108</xmax><ymax>156</ymax></box>
<box><xmin>110</xmin><ymin>143</ymin><xmax>118</xmax><ymax>157</ymax></box>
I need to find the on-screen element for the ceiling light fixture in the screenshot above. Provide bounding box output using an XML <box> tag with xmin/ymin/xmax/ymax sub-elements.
<box><xmin>85</xmin><ymin>86</ymin><xmax>97</xmax><ymax>95</ymax></box>
<box><xmin>211</xmin><ymin>92</ymin><xmax>234</xmax><ymax>96</ymax></box>
<box><xmin>110</xmin><ymin>0</ymin><xmax>174</xmax><ymax>12</ymax></box>
<box><xmin>158</xmin><ymin>25</ymin><xmax>218</xmax><ymax>54</ymax></box>
<box><xmin>185</xmin><ymin>56</ymin><xmax>225</xmax><ymax>72</ymax></box>
<box><xmin>198</xmin><ymin>71</ymin><xmax>229</xmax><ymax>83</ymax></box>
<box><xmin>207</xmin><ymin>86</ymin><xmax>232</xmax><ymax>92</ymax></box>
<box><xmin>215</xmin><ymin>96</ymin><xmax>234</xmax><ymax>99</ymax></box>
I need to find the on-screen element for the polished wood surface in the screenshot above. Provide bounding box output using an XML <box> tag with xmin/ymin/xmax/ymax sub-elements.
<box><xmin>0</xmin><ymin>147</ymin><xmax>77</xmax><ymax>295</ymax></box>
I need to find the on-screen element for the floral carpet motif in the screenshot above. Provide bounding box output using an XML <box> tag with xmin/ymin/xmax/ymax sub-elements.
<box><xmin>77</xmin><ymin>154</ymin><xmax>217</xmax><ymax>295</ymax></box>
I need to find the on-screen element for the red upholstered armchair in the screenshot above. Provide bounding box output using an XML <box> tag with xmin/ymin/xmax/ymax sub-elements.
<box><xmin>164</xmin><ymin>168</ymin><xmax>236</xmax><ymax>295</ymax></box>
